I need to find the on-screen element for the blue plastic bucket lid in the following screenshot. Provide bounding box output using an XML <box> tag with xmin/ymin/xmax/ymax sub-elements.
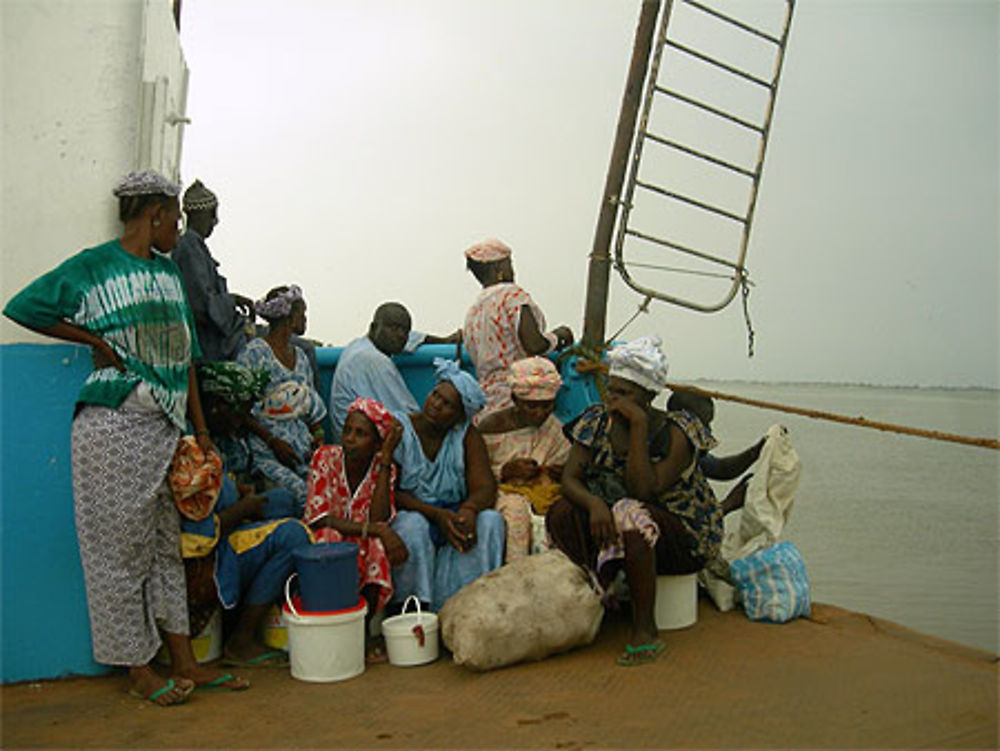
<box><xmin>293</xmin><ymin>542</ymin><xmax>359</xmax><ymax>564</ymax></box>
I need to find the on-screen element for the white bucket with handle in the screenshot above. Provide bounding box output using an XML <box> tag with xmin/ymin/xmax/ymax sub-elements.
<box><xmin>382</xmin><ymin>596</ymin><xmax>439</xmax><ymax>667</ymax></box>
<box><xmin>282</xmin><ymin>574</ymin><xmax>367</xmax><ymax>682</ymax></box>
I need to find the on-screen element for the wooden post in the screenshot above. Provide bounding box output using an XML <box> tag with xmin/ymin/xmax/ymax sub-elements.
<box><xmin>581</xmin><ymin>0</ymin><xmax>662</xmax><ymax>349</ymax></box>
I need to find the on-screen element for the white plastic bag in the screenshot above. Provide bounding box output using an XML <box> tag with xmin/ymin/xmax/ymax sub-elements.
<box><xmin>700</xmin><ymin>424</ymin><xmax>802</xmax><ymax>611</ymax></box>
<box><xmin>440</xmin><ymin>550</ymin><xmax>603</xmax><ymax>671</ymax></box>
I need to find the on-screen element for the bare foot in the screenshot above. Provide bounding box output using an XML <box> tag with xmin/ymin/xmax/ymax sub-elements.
<box><xmin>128</xmin><ymin>665</ymin><xmax>194</xmax><ymax>706</ymax></box>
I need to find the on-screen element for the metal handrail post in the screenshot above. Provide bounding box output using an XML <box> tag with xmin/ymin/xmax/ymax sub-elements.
<box><xmin>582</xmin><ymin>0</ymin><xmax>662</xmax><ymax>350</ymax></box>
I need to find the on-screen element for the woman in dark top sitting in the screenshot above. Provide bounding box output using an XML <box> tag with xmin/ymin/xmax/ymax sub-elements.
<box><xmin>547</xmin><ymin>336</ymin><xmax>719</xmax><ymax>667</ymax></box>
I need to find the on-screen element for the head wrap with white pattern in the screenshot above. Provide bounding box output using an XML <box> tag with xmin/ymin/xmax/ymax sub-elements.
<box><xmin>346</xmin><ymin>397</ymin><xmax>395</xmax><ymax>441</ymax></box>
<box><xmin>464</xmin><ymin>238</ymin><xmax>512</xmax><ymax>264</ymax></box>
<box><xmin>255</xmin><ymin>285</ymin><xmax>303</xmax><ymax>321</ymax></box>
<box><xmin>509</xmin><ymin>356</ymin><xmax>562</xmax><ymax>401</ymax></box>
<box><xmin>606</xmin><ymin>335</ymin><xmax>670</xmax><ymax>394</ymax></box>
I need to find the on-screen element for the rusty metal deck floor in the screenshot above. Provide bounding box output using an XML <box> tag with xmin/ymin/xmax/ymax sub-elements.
<box><xmin>3</xmin><ymin>602</ymin><xmax>996</xmax><ymax>749</ymax></box>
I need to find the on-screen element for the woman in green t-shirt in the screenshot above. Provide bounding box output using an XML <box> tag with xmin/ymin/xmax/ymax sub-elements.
<box><xmin>4</xmin><ymin>170</ymin><xmax>248</xmax><ymax>705</ymax></box>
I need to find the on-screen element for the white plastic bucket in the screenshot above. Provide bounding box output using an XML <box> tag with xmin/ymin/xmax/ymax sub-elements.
<box><xmin>382</xmin><ymin>596</ymin><xmax>439</xmax><ymax>667</ymax></box>
<box><xmin>654</xmin><ymin>573</ymin><xmax>698</xmax><ymax>630</ymax></box>
<box><xmin>282</xmin><ymin>575</ymin><xmax>367</xmax><ymax>682</ymax></box>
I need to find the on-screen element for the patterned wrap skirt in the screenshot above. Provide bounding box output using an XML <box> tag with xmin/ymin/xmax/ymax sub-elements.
<box><xmin>71</xmin><ymin>404</ymin><xmax>189</xmax><ymax>665</ymax></box>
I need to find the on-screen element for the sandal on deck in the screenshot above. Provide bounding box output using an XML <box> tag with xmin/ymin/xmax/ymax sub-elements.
<box><xmin>129</xmin><ymin>677</ymin><xmax>194</xmax><ymax>706</ymax></box>
<box><xmin>194</xmin><ymin>673</ymin><xmax>251</xmax><ymax>692</ymax></box>
<box><xmin>222</xmin><ymin>650</ymin><xmax>288</xmax><ymax>668</ymax></box>
<box><xmin>616</xmin><ymin>640</ymin><xmax>666</xmax><ymax>667</ymax></box>
<box><xmin>366</xmin><ymin>637</ymin><xmax>389</xmax><ymax>665</ymax></box>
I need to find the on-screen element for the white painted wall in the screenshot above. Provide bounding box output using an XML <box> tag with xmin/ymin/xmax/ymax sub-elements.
<box><xmin>1</xmin><ymin>0</ymin><xmax>188</xmax><ymax>344</ymax></box>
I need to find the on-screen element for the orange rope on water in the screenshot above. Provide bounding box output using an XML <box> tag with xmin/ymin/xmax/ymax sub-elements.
<box><xmin>572</xmin><ymin>358</ymin><xmax>1000</xmax><ymax>450</ymax></box>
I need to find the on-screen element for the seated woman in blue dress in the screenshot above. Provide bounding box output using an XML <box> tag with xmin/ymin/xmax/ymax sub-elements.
<box><xmin>237</xmin><ymin>285</ymin><xmax>327</xmax><ymax>514</ymax></box>
<box><xmin>183</xmin><ymin>362</ymin><xmax>314</xmax><ymax>667</ymax></box>
<box><xmin>390</xmin><ymin>358</ymin><xmax>504</xmax><ymax>612</ymax></box>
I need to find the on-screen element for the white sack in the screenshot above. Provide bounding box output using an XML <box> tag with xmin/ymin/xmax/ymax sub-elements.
<box><xmin>439</xmin><ymin>549</ymin><xmax>603</xmax><ymax>671</ymax></box>
<box><xmin>723</xmin><ymin>423</ymin><xmax>801</xmax><ymax>561</ymax></box>
<box><xmin>701</xmin><ymin>424</ymin><xmax>802</xmax><ymax>610</ymax></box>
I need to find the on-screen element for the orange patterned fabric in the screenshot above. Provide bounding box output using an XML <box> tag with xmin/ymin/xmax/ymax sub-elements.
<box><xmin>169</xmin><ymin>436</ymin><xmax>224</xmax><ymax>521</ymax></box>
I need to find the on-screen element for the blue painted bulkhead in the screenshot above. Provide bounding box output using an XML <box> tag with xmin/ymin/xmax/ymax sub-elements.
<box><xmin>0</xmin><ymin>342</ymin><xmax>598</xmax><ymax>682</ymax></box>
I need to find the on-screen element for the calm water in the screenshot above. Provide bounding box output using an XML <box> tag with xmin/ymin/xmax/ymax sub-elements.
<box><xmin>692</xmin><ymin>381</ymin><xmax>999</xmax><ymax>654</ymax></box>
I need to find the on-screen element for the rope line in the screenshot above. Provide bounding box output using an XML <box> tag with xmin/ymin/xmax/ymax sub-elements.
<box><xmin>572</xmin><ymin>359</ymin><xmax>999</xmax><ymax>450</ymax></box>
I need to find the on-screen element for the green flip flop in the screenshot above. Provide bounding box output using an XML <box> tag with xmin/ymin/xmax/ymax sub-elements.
<box><xmin>616</xmin><ymin>639</ymin><xmax>666</xmax><ymax>667</ymax></box>
<box><xmin>194</xmin><ymin>672</ymin><xmax>251</xmax><ymax>692</ymax></box>
<box><xmin>129</xmin><ymin>677</ymin><xmax>192</xmax><ymax>706</ymax></box>
<box><xmin>222</xmin><ymin>650</ymin><xmax>289</xmax><ymax>668</ymax></box>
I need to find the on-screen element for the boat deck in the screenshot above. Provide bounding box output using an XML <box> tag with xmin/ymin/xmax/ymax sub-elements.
<box><xmin>3</xmin><ymin>601</ymin><xmax>996</xmax><ymax>749</ymax></box>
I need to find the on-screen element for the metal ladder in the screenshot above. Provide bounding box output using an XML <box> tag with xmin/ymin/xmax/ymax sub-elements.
<box><xmin>613</xmin><ymin>0</ymin><xmax>795</xmax><ymax>314</ymax></box>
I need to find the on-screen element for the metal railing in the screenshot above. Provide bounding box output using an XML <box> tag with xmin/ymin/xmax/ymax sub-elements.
<box><xmin>613</xmin><ymin>0</ymin><xmax>795</xmax><ymax>313</ymax></box>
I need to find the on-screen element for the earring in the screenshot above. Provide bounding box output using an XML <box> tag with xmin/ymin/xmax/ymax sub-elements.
<box><xmin>152</xmin><ymin>219</ymin><xmax>161</xmax><ymax>227</ymax></box>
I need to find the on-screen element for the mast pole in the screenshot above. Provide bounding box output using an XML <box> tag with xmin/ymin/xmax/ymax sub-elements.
<box><xmin>582</xmin><ymin>0</ymin><xmax>662</xmax><ymax>349</ymax></box>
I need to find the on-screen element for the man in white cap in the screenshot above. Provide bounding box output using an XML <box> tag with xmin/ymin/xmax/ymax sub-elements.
<box><xmin>172</xmin><ymin>179</ymin><xmax>253</xmax><ymax>363</ymax></box>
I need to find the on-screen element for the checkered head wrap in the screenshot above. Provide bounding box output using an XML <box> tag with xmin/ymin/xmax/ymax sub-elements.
<box><xmin>113</xmin><ymin>170</ymin><xmax>181</xmax><ymax>198</ymax></box>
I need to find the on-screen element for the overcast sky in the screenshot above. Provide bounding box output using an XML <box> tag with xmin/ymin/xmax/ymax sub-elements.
<box><xmin>178</xmin><ymin>0</ymin><xmax>998</xmax><ymax>388</ymax></box>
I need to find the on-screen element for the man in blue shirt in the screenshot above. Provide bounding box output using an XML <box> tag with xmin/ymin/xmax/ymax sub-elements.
<box><xmin>329</xmin><ymin>302</ymin><xmax>457</xmax><ymax>439</ymax></box>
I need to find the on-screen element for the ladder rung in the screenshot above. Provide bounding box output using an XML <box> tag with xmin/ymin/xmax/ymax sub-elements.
<box><xmin>624</xmin><ymin>229</ymin><xmax>740</xmax><ymax>270</ymax></box>
<box><xmin>643</xmin><ymin>130</ymin><xmax>757</xmax><ymax>178</ymax></box>
<box><xmin>620</xmin><ymin>260</ymin><xmax>740</xmax><ymax>281</ymax></box>
<box><xmin>655</xmin><ymin>86</ymin><xmax>764</xmax><ymax>133</ymax></box>
<box><xmin>664</xmin><ymin>39</ymin><xmax>773</xmax><ymax>89</ymax></box>
<box><xmin>682</xmin><ymin>0</ymin><xmax>783</xmax><ymax>46</ymax></box>
<box><xmin>635</xmin><ymin>180</ymin><xmax>748</xmax><ymax>223</ymax></box>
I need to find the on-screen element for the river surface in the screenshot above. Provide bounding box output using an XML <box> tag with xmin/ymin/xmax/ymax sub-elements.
<box><xmin>691</xmin><ymin>381</ymin><xmax>999</xmax><ymax>654</ymax></box>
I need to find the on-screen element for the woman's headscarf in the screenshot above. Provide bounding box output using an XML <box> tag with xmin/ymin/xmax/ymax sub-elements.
<box><xmin>197</xmin><ymin>361</ymin><xmax>269</xmax><ymax>408</ymax></box>
<box><xmin>464</xmin><ymin>238</ymin><xmax>512</xmax><ymax>264</ymax></box>
<box><xmin>433</xmin><ymin>357</ymin><xmax>486</xmax><ymax>420</ymax></box>
<box><xmin>255</xmin><ymin>285</ymin><xmax>303</xmax><ymax>320</ymax></box>
<box><xmin>346</xmin><ymin>397</ymin><xmax>394</xmax><ymax>441</ymax></box>
<box><xmin>508</xmin><ymin>356</ymin><xmax>562</xmax><ymax>401</ymax></box>
<box><xmin>606</xmin><ymin>335</ymin><xmax>670</xmax><ymax>394</ymax></box>
<box><xmin>113</xmin><ymin>169</ymin><xmax>180</xmax><ymax>197</ymax></box>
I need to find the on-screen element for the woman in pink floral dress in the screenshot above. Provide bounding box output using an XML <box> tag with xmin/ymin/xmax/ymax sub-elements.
<box><xmin>303</xmin><ymin>398</ymin><xmax>408</xmax><ymax>662</ymax></box>
<box><xmin>462</xmin><ymin>239</ymin><xmax>574</xmax><ymax>414</ymax></box>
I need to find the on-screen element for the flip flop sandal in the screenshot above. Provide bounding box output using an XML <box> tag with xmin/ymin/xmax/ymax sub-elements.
<box><xmin>616</xmin><ymin>640</ymin><xmax>666</xmax><ymax>667</ymax></box>
<box><xmin>194</xmin><ymin>673</ymin><xmax>251</xmax><ymax>692</ymax></box>
<box><xmin>129</xmin><ymin>678</ymin><xmax>192</xmax><ymax>706</ymax></box>
<box><xmin>222</xmin><ymin>650</ymin><xmax>289</xmax><ymax>668</ymax></box>
<box><xmin>365</xmin><ymin>643</ymin><xmax>389</xmax><ymax>665</ymax></box>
